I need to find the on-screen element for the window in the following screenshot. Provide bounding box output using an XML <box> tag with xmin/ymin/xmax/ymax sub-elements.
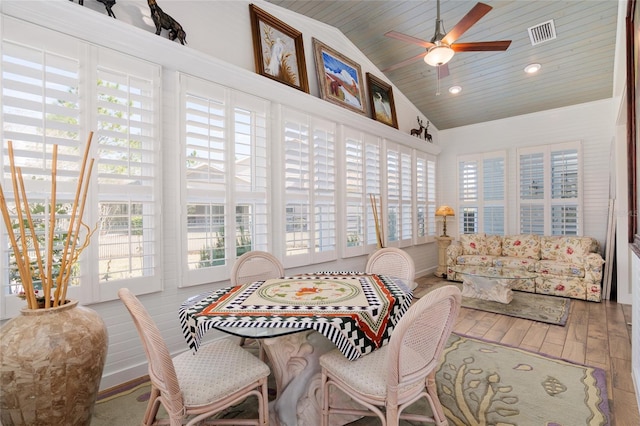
<box><xmin>518</xmin><ymin>142</ymin><xmax>581</xmax><ymax>235</ymax></box>
<box><xmin>283</xmin><ymin>108</ymin><xmax>336</xmax><ymax>267</ymax></box>
<box><xmin>415</xmin><ymin>152</ymin><xmax>437</xmax><ymax>243</ymax></box>
<box><xmin>95</xmin><ymin>57</ymin><xmax>160</xmax><ymax>291</ymax></box>
<box><xmin>0</xmin><ymin>19</ymin><xmax>161</xmax><ymax>317</ymax></box>
<box><xmin>343</xmin><ymin>128</ymin><xmax>381</xmax><ymax>256</ymax></box>
<box><xmin>384</xmin><ymin>143</ymin><xmax>414</xmax><ymax>246</ymax></box>
<box><xmin>180</xmin><ymin>75</ymin><xmax>269</xmax><ymax>286</ymax></box>
<box><xmin>457</xmin><ymin>152</ymin><xmax>506</xmax><ymax>234</ymax></box>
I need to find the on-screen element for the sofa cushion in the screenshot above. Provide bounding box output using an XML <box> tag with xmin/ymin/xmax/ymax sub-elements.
<box><xmin>455</xmin><ymin>255</ymin><xmax>495</xmax><ymax>267</ymax></box>
<box><xmin>541</xmin><ymin>236</ymin><xmax>594</xmax><ymax>263</ymax></box>
<box><xmin>535</xmin><ymin>260</ymin><xmax>585</xmax><ymax>278</ymax></box>
<box><xmin>459</xmin><ymin>233</ymin><xmax>486</xmax><ymax>255</ymax></box>
<box><xmin>485</xmin><ymin>235</ymin><xmax>503</xmax><ymax>256</ymax></box>
<box><xmin>502</xmin><ymin>234</ymin><xmax>540</xmax><ymax>259</ymax></box>
<box><xmin>493</xmin><ymin>256</ymin><xmax>536</xmax><ymax>271</ymax></box>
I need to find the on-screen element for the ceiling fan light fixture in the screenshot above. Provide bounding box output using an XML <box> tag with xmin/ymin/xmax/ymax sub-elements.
<box><xmin>524</xmin><ymin>63</ymin><xmax>542</xmax><ymax>74</ymax></box>
<box><xmin>424</xmin><ymin>43</ymin><xmax>455</xmax><ymax>67</ymax></box>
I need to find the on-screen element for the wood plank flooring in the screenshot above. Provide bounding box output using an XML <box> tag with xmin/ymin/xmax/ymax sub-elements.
<box><xmin>418</xmin><ymin>275</ymin><xmax>639</xmax><ymax>426</ymax></box>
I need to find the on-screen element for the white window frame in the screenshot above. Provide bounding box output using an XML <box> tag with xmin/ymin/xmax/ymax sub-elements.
<box><xmin>414</xmin><ymin>150</ymin><xmax>437</xmax><ymax>244</ymax></box>
<box><xmin>342</xmin><ymin>127</ymin><xmax>382</xmax><ymax>258</ymax></box>
<box><xmin>1</xmin><ymin>18</ymin><xmax>162</xmax><ymax>318</ymax></box>
<box><xmin>178</xmin><ymin>74</ymin><xmax>271</xmax><ymax>287</ymax></box>
<box><xmin>281</xmin><ymin>107</ymin><xmax>337</xmax><ymax>268</ymax></box>
<box><xmin>517</xmin><ymin>141</ymin><xmax>582</xmax><ymax>235</ymax></box>
<box><xmin>457</xmin><ymin>151</ymin><xmax>507</xmax><ymax>235</ymax></box>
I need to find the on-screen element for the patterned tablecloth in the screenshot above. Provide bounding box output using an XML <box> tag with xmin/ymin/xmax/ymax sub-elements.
<box><xmin>179</xmin><ymin>273</ymin><xmax>412</xmax><ymax>360</ymax></box>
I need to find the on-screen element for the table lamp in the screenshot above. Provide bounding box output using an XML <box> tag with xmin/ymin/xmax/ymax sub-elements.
<box><xmin>435</xmin><ymin>205</ymin><xmax>455</xmax><ymax>237</ymax></box>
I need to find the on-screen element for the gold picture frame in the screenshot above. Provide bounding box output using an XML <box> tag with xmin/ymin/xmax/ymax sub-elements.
<box><xmin>249</xmin><ymin>4</ymin><xmax>309</xmax><ymax>93</ymax></box>
<box><xmin>366</xmin><ymin>73</ymin><xmax>398</xmax><ymax>128</ymax></box>
<box><xmin>312</xmin><ymin>38</ymin><xmax>367</xmax><ymax>116</ymax></box>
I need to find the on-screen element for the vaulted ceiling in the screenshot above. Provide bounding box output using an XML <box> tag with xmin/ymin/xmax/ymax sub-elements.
<box><xmin>266</xmin><ymin>0</ymin><xmax>620</xmax><ymax>130</ymax></box>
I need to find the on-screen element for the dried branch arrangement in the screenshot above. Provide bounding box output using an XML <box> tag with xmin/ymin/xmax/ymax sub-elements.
<box><xmin>369</xmin><ymin>193</ymin><xmax>384</xmax><ymax>248</ymax></box>
<box><xmin>0</xmin><ymin>133</ymin><xmax>96</xmax><ymax>309</ymax></box>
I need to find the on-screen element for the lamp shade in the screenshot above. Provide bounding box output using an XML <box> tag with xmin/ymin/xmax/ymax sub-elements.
<box><xmin>435</xmin><ymin>205</ymin><xmax>455</xmax><ymax>217</ymax></box>
<box><xmin>424</xmin><ymin>43</ymin><xmax>455</xmax><ymax>67</ymax></box>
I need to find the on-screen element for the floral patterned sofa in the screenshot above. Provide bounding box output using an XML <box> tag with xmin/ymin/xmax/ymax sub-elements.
<box><xmin>446</xmin><ymin>234</ymin><xmax>605</xmax><ymax>301</ymax></box>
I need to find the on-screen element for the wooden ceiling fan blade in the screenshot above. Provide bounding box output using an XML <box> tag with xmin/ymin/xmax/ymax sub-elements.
<box><xmin>382</xmin><ymin>52</ymin><xmax>428</xmax><ymax>73</ymax></box>
<box><xmin>441</xmin><ymin>2</ymin><xmax>492</xmax><ymax>46</ymax></box>
<box><xmin>452</xmin><ymin>40</ymin><xmax>512</xmax><ymax>52</ymax></box>
<box><xmin>384</xmin><ymin>31</ymin><xmax>434</xmax><ymax>48</ymax></box>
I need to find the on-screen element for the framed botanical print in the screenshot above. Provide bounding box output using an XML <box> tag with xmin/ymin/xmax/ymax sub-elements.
<box><xmin>312</xmin><ymin>38</ymin><xmax>367</xmax><ymax>116</ymax></box>
<box><xmin>366</xmin><ymin>73</ymin><xmax>398</xmax><ymax>128</ymax></box>
<box><xmin>249</xmin><ymin>4</ymin><xmax>309</xmax><ymax>93</ymax></box>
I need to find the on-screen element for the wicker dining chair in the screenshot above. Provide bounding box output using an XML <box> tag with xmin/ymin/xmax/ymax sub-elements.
<box><xmin>117</xmin><ymin>288</ymin><xmax>271</xmax><ymax>426</ymax></box>
<box><xmin>231</xmin><ymin>250</ymin><xmax>285</xmax><ymax>288</ymax></box>
<box><xmin>319</xmin><ymin>285</ymin><xmax>461</xmax><ymax>426</ymax></box>
<box><xmin>231</xmin><ymin>250</ymin><xmax>285</xmax><ymax>357</ymax></box>
<box><xmin>365</xmin><ymin>247</ymin><xmax>417</xmax><ymax>290</ymax></box>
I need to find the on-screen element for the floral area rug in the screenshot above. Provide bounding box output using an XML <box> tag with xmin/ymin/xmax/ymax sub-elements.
<box><xmin>416</xmin><ymin>281</ymin><xmax>571</xmax><ymax>325</ymax></box>
<box><xmin>437</xmin><ymin>334</ymin><xmax>609</xmax><ymax>426</ymax></box>
<box><xmin>92</xmin><ymin>334</ymin><xmax>610</xmax><ymax>426</ymax></box>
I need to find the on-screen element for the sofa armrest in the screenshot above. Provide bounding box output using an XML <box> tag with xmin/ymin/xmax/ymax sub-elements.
<box><xmin>584</xmin><ymin>252</ymin><xmax>606</xmax><ymax>282</ymax></box>
<box><xmin>446</xmin><ymin>242</ymin><xmax>463</xmax><ymax>267</ymax></box>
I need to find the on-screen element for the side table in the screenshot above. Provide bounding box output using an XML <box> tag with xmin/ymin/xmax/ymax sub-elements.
<box><xmin>435</xmin><ymin>236</ymin><xmax>452</xmax><ymax>278</ymax></box>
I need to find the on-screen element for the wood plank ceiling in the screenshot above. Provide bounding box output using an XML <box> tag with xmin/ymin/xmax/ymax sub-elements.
<box><xmin>266</xmin><ymin>0</ymin><xmax>619</xmax><ymax>130</ymax></box>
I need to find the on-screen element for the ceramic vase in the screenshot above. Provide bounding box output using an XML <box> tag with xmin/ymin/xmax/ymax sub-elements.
<box><xmin>0</xmin><ymin>300</ymin><xmax>108</xmax><ymax>426</ymax></box>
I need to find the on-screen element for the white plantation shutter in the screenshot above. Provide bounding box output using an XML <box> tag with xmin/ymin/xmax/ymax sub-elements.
<box><xmin>1</xmin><ymin>19</ymin><xmax>161</xmax><ymax>316</ymax></box>
<box><xmin>519</xmin><ymin>152</ymin><xmax>544</xmax><ymax>234</ymax></box>
<box><xmin>416</xmin><ymin>157</ymin><xmax>428</xmax><ymax>240</ymax></box>
<box><xmin>283</xmin><ymin>108</ymin><xmax>336</xmax><ymax>266</ymax></box>
<box><xmin>180</xmin><ymin>75</ymin><xmax>269</xmax><ymax>286</ymax></box>
<box><xmin>482</xmin><ymin>157</ymin><xmax>505</xmax><ymax>235</ymax></box>
<box><xmin>365</xmin><ymin>139</ymin><xmax>381</xmax><ymax>250</ymax></box>
<box><xmin>458</xmin><ymin>152</ymin><xmax>506</xmax><ymax>234</ymax></box>
<box><xmin>386</xmin><ymin>143</ymin><xmax>419</xmax><ymax>246</ymax></box>
<box><xmin>344</xmin><ymin>131</ymin><xmax>365</xmax><ymax>254</ymax></box>
<box><xmin>343</xmin><ymin>128</ymin><xmax>382</xmax><ymax>256</ymax></box>
<box><xmin>386</xmin><ymin>146</ymin><xmax>400</xmax><ymax>244</ymax></box>
<box><xmin>313</xmin><ymin>126</ymin><xmax>336</xmax><ymax>256</ymax></box>
<box><xmin>518</xmin><ymin>143</ymin><xmax>581</xmax><ymax>235</ymax></box>
<box><xmin>415</xmin><ymin>152</ymin><xmax>437</xmax><ymax>243</ymax></box>
<box><xmin>95</xmin><ymin>55</ymin><xmax>160</xmax><ymax>289</ymax></box>
<box><xmin>400</xmin><ymin>149</ymin><xmax>412</xmax><ymax>243</ymax></box>
<box><xmin>1</xmin><ymin>31</ymin><xmax>83</xmax><ymax>310</ymax></box>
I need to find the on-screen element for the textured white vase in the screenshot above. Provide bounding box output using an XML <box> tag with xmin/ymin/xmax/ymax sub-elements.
<box><xmin>0</xmin><ymin>300</ymin><xmax>108</xmax><ymax>426</ymax></box>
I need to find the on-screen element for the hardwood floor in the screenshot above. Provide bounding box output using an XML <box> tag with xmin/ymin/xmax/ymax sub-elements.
<box><xmin>417</xmin><ymin>275</ymin><xmax>639</xmax><ymax>426</ymax></box>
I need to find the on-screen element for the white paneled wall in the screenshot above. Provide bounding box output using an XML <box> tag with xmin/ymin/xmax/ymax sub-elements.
<box><xmin>439</xmin><ymin>99</ymin><xmax>614</xmax><ymax>246</ymax></box>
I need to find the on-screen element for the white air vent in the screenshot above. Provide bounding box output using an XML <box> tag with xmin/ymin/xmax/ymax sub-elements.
<box><xmin>528</xmin><ymin>19</ymin><xmax>557</xmax><ymax>46</ymax></box>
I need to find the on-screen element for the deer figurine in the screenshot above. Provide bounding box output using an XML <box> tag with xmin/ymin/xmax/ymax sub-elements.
<box><xmin>410</xmin><ymin>117</ymin><xmax>424</xmax><ymax>138</ymax></box>
<box><xmin>424</xmin><ymin>120</ymin><xmax>433</xmax><ymax>143</ymax></box>
<box><xmin>69</xmin><ymin>0</ymin><xmax>117</xmax><ymax>18</ymax></box>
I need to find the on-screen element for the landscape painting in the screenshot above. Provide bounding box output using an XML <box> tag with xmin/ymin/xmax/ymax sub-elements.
<box><xmin>312</xmin><ymin>38</ymin><xmax>367</xmax><ymax>116</ymax></box>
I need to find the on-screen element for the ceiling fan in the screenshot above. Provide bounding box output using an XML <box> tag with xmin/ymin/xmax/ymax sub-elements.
<box><xmin>382</xmin><ymin>0</ymin><xmax>512</xmax><ymax>76</ymax></box>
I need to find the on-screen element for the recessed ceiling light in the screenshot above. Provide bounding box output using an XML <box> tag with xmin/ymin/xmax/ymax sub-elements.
<box><xmin>449</xmin><ymin>86</ymin><xmax>462</xmax><ymax>94</ymax></box>
<box><xmin>524</xmin><ymin>63</ymin><xmax>542</xmax><ymax>74</ymax></box>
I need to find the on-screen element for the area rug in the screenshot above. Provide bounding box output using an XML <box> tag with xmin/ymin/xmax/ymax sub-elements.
<box><xmin>416</xmin><ymin>281</ymin><xmax>571</xmax><ymax>325</ymax></box>
<box><xmin>91</xmin><ymin>334</ymin><xmax>609</xmax><ymax>426</ymax></box>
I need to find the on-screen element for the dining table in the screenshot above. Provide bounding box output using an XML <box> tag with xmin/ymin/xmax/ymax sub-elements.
<box><xmin>178</xmin><ymin>271</ymin><xmax>413</xmax><ymax>426</ymax></box>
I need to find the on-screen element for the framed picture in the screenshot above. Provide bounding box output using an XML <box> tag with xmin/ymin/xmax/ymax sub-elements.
<box><xmin>249</xmin><ymin>4</ymin><xmax>309</xmax><ymax>93</ymax></box>
<box><xmin>312</xmin><ymin>38</ymin><xmax>367</xmax><ymax>116</ymax></box>
<box><xmin>366</xmin><ymin>73</ymin><xmax>398</xmax><ymax>128</ymax></box>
